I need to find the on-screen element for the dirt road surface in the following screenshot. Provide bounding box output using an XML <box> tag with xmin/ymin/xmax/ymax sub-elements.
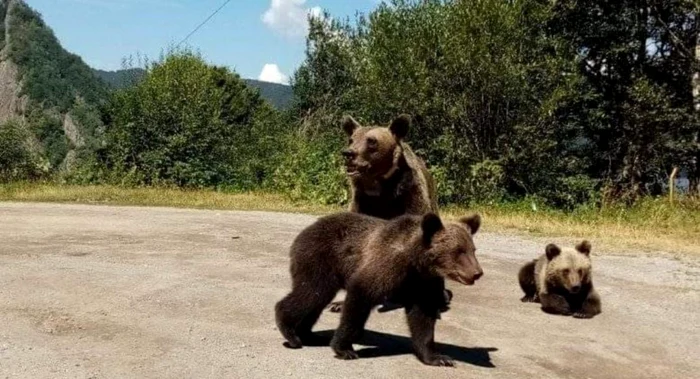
<box><xmin>1</xmin><ymin>202</ymin><xmax>698</xmax><ymax>379</ymax></box>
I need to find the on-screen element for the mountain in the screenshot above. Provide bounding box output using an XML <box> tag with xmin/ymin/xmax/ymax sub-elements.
<box><xmin>243</xmin><ymin>79</ymin><xmax>293</xmax><ymax>110</ymax></box>
<box><xmin>93</xmin><ymin>68</ymin><xmax>145</xmax><ymax>89</ymax></box>
<box><xmin>0</xmin><ymin>0</ymin><xmax>108</xmax><ymax>171</ymax></box>
<box><xmin>92</xmin><ymin>67</ymin><xmax>293</xmax><ymax>110</ymax></box>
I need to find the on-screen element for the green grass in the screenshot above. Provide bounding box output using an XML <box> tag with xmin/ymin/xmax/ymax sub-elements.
<box><xmin>1</xmin><ymin>183</ymin><xmax>698</xmax><ymax>255</ymax></box>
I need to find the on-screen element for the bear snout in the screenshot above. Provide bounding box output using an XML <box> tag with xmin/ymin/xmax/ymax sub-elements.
<box><xmin>342</xmin><ymin>149</ymin><xmax>357</xmax><ymax>159</ymax></box>
<box><xmin>570</xmin><ymin>284</ymin><xmax>581</xmax><ymax>293</ymax></box>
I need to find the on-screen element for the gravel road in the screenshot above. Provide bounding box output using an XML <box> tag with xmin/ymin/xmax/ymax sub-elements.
<box><xmin>0</xmin><ymin>202</ymin><xmax>698</xmax><ymax>378</ymax></box>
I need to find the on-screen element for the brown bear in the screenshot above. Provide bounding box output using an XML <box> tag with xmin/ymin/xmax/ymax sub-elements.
<box><xmin>341</xmin><ymin>113</ymin><xmax>438</xmax><ymax>219</ymax></box>
<box><xmin>274</xmin><ymin>211</ymin><xmax>483</xmax><ymax>367</ymax></box>
<box><xmin>327</xmin><ymin>114</ymin><xmax>443</xmax><ymax>314</ymax></box>
<box><xmin>518</xmin><ymin>241</ymin><xmax>602</xmax><ymax>319</ymax></box>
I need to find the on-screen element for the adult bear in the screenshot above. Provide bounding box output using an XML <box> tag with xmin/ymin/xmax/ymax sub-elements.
<box><xmin>341</xmin><ymin>114</ymin><xmax>439</xmax><ymax>219</ymax></box>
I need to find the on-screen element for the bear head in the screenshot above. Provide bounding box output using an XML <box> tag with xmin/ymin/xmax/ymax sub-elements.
<box><xmin>419</xmin><ymin>213</ymin><xmax>483</xmax><ymax>286</ymax></box>
<box><xmin>544</xmin><ymin>241</ymin><xmax>593</xmax><ymax>294</ymax></box>
<box><xmin>341</xmin><ymin>114</ymin><xmax>411</xmax><ymax>181</ymax></box>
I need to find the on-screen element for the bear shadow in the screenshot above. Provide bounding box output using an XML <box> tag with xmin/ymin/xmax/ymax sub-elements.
<box><xmin>311</xmin><ymin>329</ymin><xmax>497</xmax><ymax>368</ymax></box>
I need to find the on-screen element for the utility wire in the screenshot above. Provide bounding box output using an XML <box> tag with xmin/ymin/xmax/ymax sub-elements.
<box><xmin>176</xmin><ymin>0</ymin><xmax>232</xmax><ymax>47</ymax></box>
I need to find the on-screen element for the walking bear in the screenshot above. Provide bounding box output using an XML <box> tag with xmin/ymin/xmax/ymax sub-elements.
<box><xmin>518</xmin><ymin>241</ymin><xmax>602</xmax><ymax>319</ymax></box>
<box><xmin>275</xmin><ymin>211</ymin><xmax>483</xmax><ymax>366</ymax></box>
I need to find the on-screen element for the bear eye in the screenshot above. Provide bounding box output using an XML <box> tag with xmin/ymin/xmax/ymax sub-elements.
<box><xmin>366</xmin><ymin>138</ymin><xmax>378</xmax><ymax>151</ymax></box>
<box><xmin>578</xmin><ymin>269</ymin><xmax>583</xmax><ymax>276</ymax></box>
<box><xmin>563</xmin><ymin>269</ymin><xmax>570</xmax><ymax>275</ymax></box>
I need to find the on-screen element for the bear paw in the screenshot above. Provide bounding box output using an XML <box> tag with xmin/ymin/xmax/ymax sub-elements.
<box><xmin>424</xmin><ymin>354</ymin><xmax>455</xmax><ymax>367</ymax></box>
<box><xmin>334</xmin><ymin>349</ymin><xmax>359</xmax><ymax>360</ymax></box>
<box><xmin>282</xmin><ymin>338</ymin><xmax>303</xmax><ymax>349</ymax></box>
<box><xmin>327</xmin><ymin>301</ymin><xmax>343</xmax><ymax>313</ymax></box>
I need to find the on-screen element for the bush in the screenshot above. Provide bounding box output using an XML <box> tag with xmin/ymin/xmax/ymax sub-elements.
<box><xmin>271</xmin><ymin>129</ymin><xmax>347</xmax><ymax>205</ymax></box>
<box><xmin>0</xmin><ymin>120</ymin><xmax>39</xmax><ymax>181</ymax></box>
<box><xmin>104</xmin><ymin>49</ymin><xmax>283</xmax><ymax>188</ymax></box>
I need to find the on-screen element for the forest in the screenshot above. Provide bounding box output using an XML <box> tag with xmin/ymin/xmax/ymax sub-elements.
<box><xmin>1</xmin><ymin>0</ymin><xmax>699</xmax><ymax>212</ymax></box>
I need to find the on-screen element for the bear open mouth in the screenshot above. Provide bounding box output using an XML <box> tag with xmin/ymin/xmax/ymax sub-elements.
<box><xmin>344</xmin><ymin>163</ymin><xmax>365</xmax><ymax>177</ymax></box>
<box><xmin>345</xmin><ymin>166</ymin><xmax>361</xmax><ymax>177</ymax></box>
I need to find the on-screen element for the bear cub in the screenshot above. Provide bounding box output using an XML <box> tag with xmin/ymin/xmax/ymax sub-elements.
<box><xmin>518</xmin><ymin>241</ymin><xmax>601</xmax><ymax>319</ymax></box>
<box><xmin>275</xmin><ymin>211</ymin><xmax>483</xmax><ymax>367</ymax></box>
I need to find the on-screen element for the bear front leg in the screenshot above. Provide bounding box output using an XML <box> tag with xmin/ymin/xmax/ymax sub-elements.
<box><xmin>330</xmin><ymin>287</ymin><xmax>373</xmax><ymax>360</ymax></box>
<box><xmin>540</xmin><ymin>293</ymin><xmax>572</xmax><ymax>316</ymax></box>
<box><xmin>405</xmin><ymin>304</ymin><xmax>454</xmax><ymax>367</ymax></box>
<box><xmin>573</xmin><ymin>290</ymin><xmax>602</xmax><ymax>319</ymax></box>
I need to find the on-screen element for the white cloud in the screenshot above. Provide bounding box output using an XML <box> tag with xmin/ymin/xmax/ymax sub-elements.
<box><xmin>261</xmin><ymin>0</ymin><xmax>322</xmax><ymax>38</ymax></box>
<box><xmin>258</xmin><ymin>63</ymin><xmax>289</xmax><ymax>84</ymax></box>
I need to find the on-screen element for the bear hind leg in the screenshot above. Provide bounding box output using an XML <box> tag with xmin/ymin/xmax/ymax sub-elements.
<box><xmin>275</xmin><ymin>284</ymin><xmax>338</xmax><ymax>349</ymax></box>
<box><xmin>518</xmin><ymin>260</ymin><xmax>538</xmax><ymax>303</ymax></box>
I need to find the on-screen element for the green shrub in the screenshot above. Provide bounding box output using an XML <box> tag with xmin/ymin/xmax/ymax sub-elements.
<box><xmin>104</xmin><ymin>49</ymin><xmax>282</xmax><ymax>188</ymax></box>
<box><xmin>0</xmin><ymin>120</ymin><xmax>39</xmax><ymax>181</ymax></box>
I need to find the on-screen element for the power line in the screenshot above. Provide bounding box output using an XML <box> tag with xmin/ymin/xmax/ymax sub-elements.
<box><xmin>176</xmin><ymin>0</ymin><xmax>232</xmax><ymax>47</ymax></box>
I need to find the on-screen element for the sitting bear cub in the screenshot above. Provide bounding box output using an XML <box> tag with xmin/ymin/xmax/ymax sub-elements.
<box><xmin>275</xmin><ymin>211</ymin><xmax>483</xmax><ymax>367</ymax></box>
<box><xmin>518</xmin><ymin>241</ymin><xmax>601</xmax><ymax>319</ymax></box>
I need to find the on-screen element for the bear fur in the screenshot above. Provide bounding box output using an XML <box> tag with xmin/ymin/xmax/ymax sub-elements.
<box><xmin>275</xmin><ymin>211</ymin><xmax>483</xmax><ymax>367</ymax></box>
<box><xmin>341</xmin><ymin>114</ymin><xmax>438</xmax><ymax>219</ymax></box>
<box><xmin>518</xmin><ymin>241</ymin><xmax>602</xmax><ymax>319</ymax></box>
<box><xmin>327</xmin><ymin>114</ymin><xmax>443</xmax><ymax>314</ymax></box>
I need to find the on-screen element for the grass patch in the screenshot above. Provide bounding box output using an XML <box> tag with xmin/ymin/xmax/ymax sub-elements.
<box><xmin>443</xmin><ymin>198</ymin><xmax>700</xmax><ymax>256</ymax></box>
<box><xmin>1</xmin><ymin>183</ymin><xmax>698</xmax><ymax>255</ymax></box>
<box><xmin>0</xmin><ymin>183</ymin><xmax>339</xmax><ymax>215</ymax></box>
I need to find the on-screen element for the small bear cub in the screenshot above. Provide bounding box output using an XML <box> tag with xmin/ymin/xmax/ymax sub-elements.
<box><xmin>275</xmin><ymin>211</ymin><xmax>483</xmax><ymax>367</ymax></box>
<box><xmin>518</xmin><ymin>240</ymin><xmax>601</xmax><ymax>319</ymax></box>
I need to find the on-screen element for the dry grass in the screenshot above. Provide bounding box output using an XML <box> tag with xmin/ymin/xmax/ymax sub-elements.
<box><xmin>0</xmin><ymin>183</ymin><xmax>339</xmax><ymax>215</ymax></box>
<box><xmin>1</xmin><ymin>183</ymin><xmax>698</xmax><ymax>256</ymax></box>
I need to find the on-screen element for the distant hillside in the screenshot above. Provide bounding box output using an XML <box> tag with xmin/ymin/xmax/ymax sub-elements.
<box><xmin>243</xmin><ymin>79</ymin><xmax>293</xmax><ymax>110</ymax></box>
<box><xmin>0</xmin><ymin>0</ymin><xmax>108</xmax><ymax>171</ymax></box>
<box><xmin>93</xmin><ymin>68</ymin><xmax>145</xmax><ymax>89</ymax></box>
<box><xmin>92</xmin><ymin>67</ymin><xmax>293</xmax><ymax>109</ymax></box>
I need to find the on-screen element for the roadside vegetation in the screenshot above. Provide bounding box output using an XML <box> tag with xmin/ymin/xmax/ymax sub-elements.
<box><xmin>1</xmin><ymin>183</ymin><xmax>698</xmax><ymax>255</ymax></box>
<box><xmin>1</xmin><ymin>0</ymin><xmax>699</xmax><ymax>254</ymax></box>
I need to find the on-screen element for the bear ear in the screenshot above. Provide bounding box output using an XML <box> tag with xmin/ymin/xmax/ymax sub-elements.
<box><xmin>389</xmin><ymin>114</ymin><xmax>411</xmax><ymax>140</ymax></box>
<box><xmin>575</xmin><ymin>240</ymin><xmax>592</xmax><ymax>256</ymax></box>
<box><xmin>545</xmin><ymin>244</ymin><xmax>561</xmax><ymax>260</ymax></box>
<box><xmin>421</xmin><ymin>212</ymin><xmax>444</xmax><ymax>245</ymax></box>
<box><xmin>342</xmin><ymin>115</ymin><xmax>361</xmax><ymax>136</ymax></box>
<box><xmin>459</xmin><ymin>214</ymin><xmax>481</xmax><ymax>235</ymax></box>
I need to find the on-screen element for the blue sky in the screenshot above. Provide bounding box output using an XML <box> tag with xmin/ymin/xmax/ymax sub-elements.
<box><xmin>26</xmin><ymin>0</ymin><xmax>379</xmax><ymax>84</ymax></box>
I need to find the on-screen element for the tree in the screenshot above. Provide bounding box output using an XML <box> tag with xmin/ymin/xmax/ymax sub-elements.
<box><xmin>0</xmin><ymin>120</ymin><xmax>37</xmax><ymax>181</ymax></box>
<box><xmin>105</xmin><ymin>50</ymin><xmax>282</xmax><ymax>188</ymax></box>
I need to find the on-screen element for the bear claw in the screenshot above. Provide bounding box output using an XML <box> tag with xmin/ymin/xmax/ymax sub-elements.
<box><xmin>327</xmin><ymin>301</ymin><xmax>343</xmax><ymax>313</ymax></box>
<box><xmin>573</xmin><ymin>311</ymin><xmax>593</xmax><ymax>319</ymax></box>
<box><xmin>425</xmin><ymin>354</ymin><xmax>455</xmax><ymax>367</ymax></box>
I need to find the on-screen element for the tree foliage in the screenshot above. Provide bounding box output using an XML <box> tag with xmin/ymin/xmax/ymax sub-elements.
<box><xmin>290</xmin><ymin>0</ymin><xmax>700</xmax><ymax>207</ymax></box>
<box><xmin>103</xmin><ymin>50</ymin><xmax>283</xmax><ymax>188</ymax></box>
<box><xmin>0</xmin><ymin>120</ymin><xmax>38</xmax><ymax>182</ymax></box>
